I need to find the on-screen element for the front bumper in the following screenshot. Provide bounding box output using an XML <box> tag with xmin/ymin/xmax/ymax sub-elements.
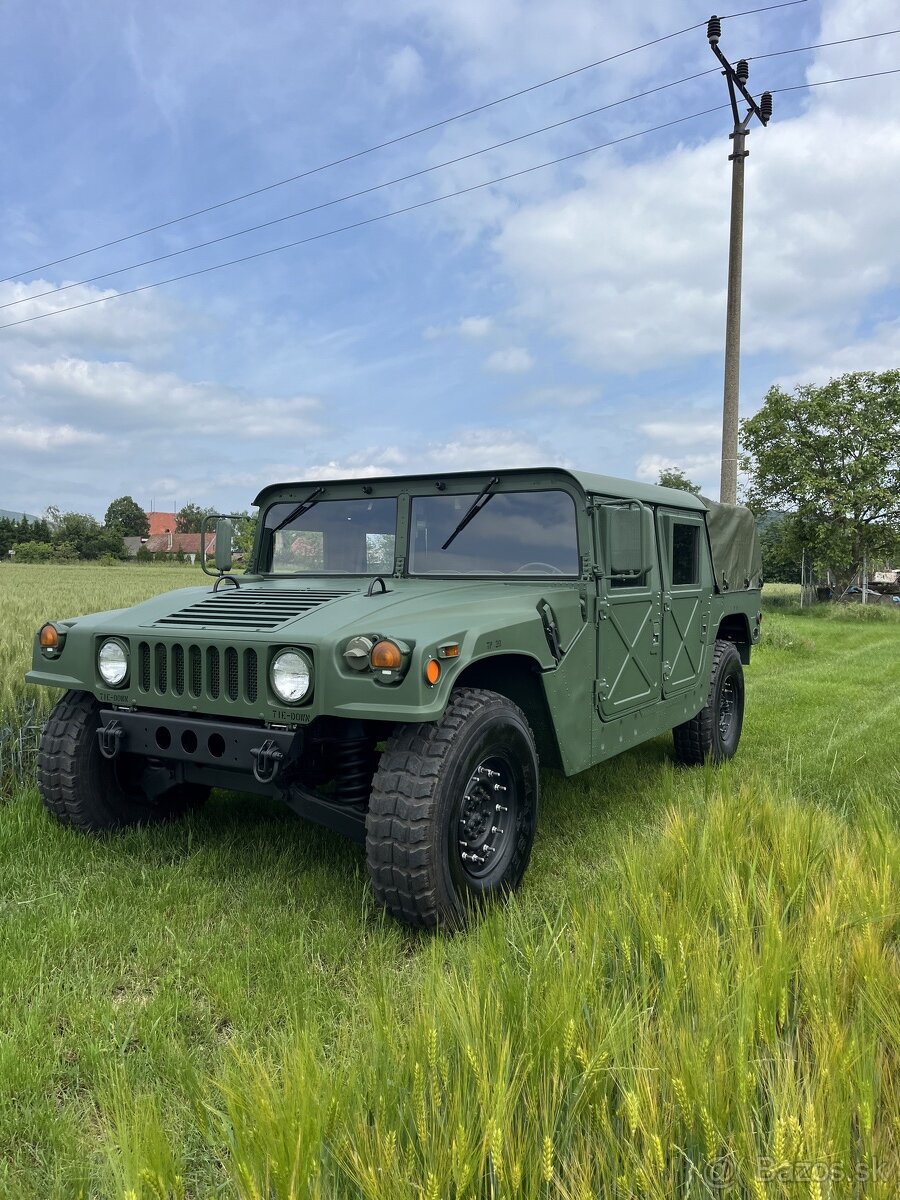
<box><xmin>98</xmin><ymin>708</ymin><xmax>295</xmax><ymax>779</ymax></box>
<box><xmin>95</xmin><ymin>708</ymin><xmax>367</xmax><ymax>842</ymax></box>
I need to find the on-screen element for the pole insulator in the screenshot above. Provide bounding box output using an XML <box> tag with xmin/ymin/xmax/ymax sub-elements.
<box><xmin>760</xmin><ymin>91</ymin><xmax>773</xmax><ymax>122</ymax></box>
<box><xmin>707</xmin><ymin>15</ymin><xmax>721</xmax><ymax>43</ymax></box>
<box><xmin>736</xmin><ymin>59</ymin><xmax>749</xmax><ymax>84</ymax></box>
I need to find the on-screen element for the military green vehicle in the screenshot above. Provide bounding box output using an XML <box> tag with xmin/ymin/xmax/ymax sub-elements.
<box><xmin>28</xmin><ymin>469</ymin><xmax>762</xmax><ymax>927</ymax></box>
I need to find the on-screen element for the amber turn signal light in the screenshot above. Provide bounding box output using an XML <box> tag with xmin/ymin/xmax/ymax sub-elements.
<box><xmin>424</xmin><ymin>659</ymin><xmax>441</xmax><ymax>685</ymax></box>
<box><xmin>371</xmin><ymin>639</ymin><xmax>402</xmax><ymax>670</ymax></box>
<box><xmin>39</xmin><ymin>624</ymin><xmax>59</xmax><ymax>649</ymax></box>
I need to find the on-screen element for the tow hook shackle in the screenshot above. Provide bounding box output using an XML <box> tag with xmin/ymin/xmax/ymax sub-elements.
<box><xmin>97</xmin><ymin>720</ymin><xmax>124</xmax><ymax>760</ymax></box>
<box><xmin>251</xmin><ymin>738</ymin><xmax>285</xmax><ymax>785</ymax></box>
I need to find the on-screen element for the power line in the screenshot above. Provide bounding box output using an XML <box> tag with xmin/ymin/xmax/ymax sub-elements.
<box><xmin>0</xmin><ymin>105</ymin><xmax>731</xmax><ymax>331</ymax></box>
<box><xmin>749</xmin><ymin>27</ymin><xmax>900</xmax><ymax>61</ymax></box>
<box><xmin>769</xmin><ymin>66</ymin><xmax>900</xmax><ymax>91</ymax></box>
<box><xmin>0</xmin><ymin>0</ymin><xmax>810</xmax><ymax>285</ymax></box>
<box><xmin>5</xmin><ymin>63</ymin><xmax>892</xmax><ymax>336</ymax></box>
<box><xmin>9</xmin><ymin>25</ymin><xmax>897</xmax><ymax>314</ymax></box>
<box><xmin>0</xmin><ymin>68</ymin><xmax>722</xmax><ymax>311</ymax></box>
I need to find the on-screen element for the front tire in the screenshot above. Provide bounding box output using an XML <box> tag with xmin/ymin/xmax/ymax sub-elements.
<box><xmin>672</xmin><ymin>639</ymin><xmax>745</xmax><ymax>765</ymax></box>
<box><xmin>366</xmin><ymin>688</ymin><xmax>539</xmax><ymax>929</ymax></box>
<box><xmin>37</xmin><ymin>690</ymin><xmax>208</xmax><ymax>831</ymax></box>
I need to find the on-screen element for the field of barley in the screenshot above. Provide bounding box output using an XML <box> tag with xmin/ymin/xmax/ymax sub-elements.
<box><xmin>0</xmin><ymin>564</ymin><xmax>898</xmax><ymax>1199</ymax></box>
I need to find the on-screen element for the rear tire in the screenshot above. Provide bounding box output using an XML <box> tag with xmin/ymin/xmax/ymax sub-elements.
<box><xmin>672</xmin><ymin>639</ymin><xmax>744</xmax><ymax>765</ymax></box>
<box><xmin>37</xmin><ymin>690</ymin><xmax>208</xmax><ymax>831</ymax></box>
<box><xmin>366</xmin><ymin>688</ymin><xmax>539</xmax><ymax>929</ymax></box>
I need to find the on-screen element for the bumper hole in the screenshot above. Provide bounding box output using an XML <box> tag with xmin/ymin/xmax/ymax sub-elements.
<box><xmin>154</xmin><ymin>726</ymin><xmax>171</xmax><ymax>750</ymax></box>
<box><xmin>208</xmin><ymin>733</ymin><xmax>226</xmax><ymax>759</ymax></box>
<box><xmin>181</xmin><ymin>730</ymin><xmax>198</xmax><ymax>754</ymax></box>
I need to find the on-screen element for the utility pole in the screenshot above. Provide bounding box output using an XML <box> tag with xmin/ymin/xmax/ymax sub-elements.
<box><xmin>707</xmin><ymin>15</ymin><xmax>772</xmax><ymax>505</ymax></box>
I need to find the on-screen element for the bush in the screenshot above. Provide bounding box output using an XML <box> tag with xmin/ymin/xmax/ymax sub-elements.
<box><xmin>12</xmin><ymin>541</ymin><xmax>78</xmax><ymax>564</ymax></box>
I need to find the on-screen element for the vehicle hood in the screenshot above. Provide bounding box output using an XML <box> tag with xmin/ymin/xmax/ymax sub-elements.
<box><xmin>74</xmin><ymin>576</ymin><xmax>579</xmax><ymax>645</ymax></box>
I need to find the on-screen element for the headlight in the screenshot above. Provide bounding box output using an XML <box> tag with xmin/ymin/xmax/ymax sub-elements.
<box><xmin>271</xmin><ymin>649</ymin><xmax>312</xmax><ymax>703</ymax></box>
<box><xmin>98</xmin><ymin>638</ymin><xmax>128</xmax><ymax>686</ymax></box>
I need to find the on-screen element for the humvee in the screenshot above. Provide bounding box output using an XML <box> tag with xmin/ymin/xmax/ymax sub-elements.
<box><xmin>28</xmin><ymin>469</ymin><xmax>762</xmax><ymax>927</ymax></box>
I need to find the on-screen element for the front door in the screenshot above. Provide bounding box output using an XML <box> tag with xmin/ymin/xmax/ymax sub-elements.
<box><xmin>593</xmin><ymin>503</ymin><xmax>662</xmax><ymax>720</ymax></box>
<box><xmin>656</xmin><ymin>509</ymin><xmax>709</xmax><ymax>696</ymax></box>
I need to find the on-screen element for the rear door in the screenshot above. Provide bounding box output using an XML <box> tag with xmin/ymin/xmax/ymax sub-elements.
<box><xmin>656</xmin><ymin>509</ymin><xmax>710</xmax><ymax>696</ymax></box>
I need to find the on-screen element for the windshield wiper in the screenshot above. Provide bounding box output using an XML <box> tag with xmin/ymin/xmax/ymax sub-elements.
<box><xmin>441</xmin><ymin>476</ymin><xmax>499</xmax><ymax>551</ymax></box>
<box><xmin>271</xmin><ymin>487</ymin><xmax>326</xmax><ymax>534</ymax></box>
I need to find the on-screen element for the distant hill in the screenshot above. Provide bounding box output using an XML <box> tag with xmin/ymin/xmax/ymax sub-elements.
<box><xmin>0</xmin><ymin>508</ymin><xmax>41</xmax><ymax>523</ymax></box>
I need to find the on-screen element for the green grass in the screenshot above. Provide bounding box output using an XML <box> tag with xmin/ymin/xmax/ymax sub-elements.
<box><xmin>0</xmin><ymin>566</ymin><xmax>898</xmax><ymax>1198</ymax></box>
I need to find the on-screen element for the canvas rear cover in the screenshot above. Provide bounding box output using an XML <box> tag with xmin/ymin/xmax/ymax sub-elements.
<box><xmin>699</xmin><ymin>497</ymin><xmax>763</xmax><ymax>591</ymax></box>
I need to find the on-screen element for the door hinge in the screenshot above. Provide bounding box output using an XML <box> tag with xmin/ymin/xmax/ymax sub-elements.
<box><xmin>597</xmin><ymin>601</ymin><xmax>610</xmax><ymax>621</ymax></box>
<box><xmin>662</xmin><ymin>661</ymin><xmax>672</xmax><ymax>681</ymax></box>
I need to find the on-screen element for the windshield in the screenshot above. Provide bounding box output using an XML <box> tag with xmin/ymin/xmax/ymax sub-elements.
<box><xmin>409</xmin><ymin>490</ymin><xmax>579</xmax><ymax>575</ymax></box>
<box><xmin>261</xmin><ymin>498</ymin><xmax>397</xmax><ymax>574</ymax></box>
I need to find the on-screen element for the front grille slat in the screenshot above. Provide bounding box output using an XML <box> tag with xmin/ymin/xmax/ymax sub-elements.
<box><xmin>189</xmin><ymin>645</ymin><xmax>202</xmax><ymax>698</ymax></box>
<box><xmin>225</xmin><ymin>647</ymin><xmax>238</xmax><ymax>702</ymax></box>
<box><xmin>244</xmin><ymin>649</ymin><xmax>258</xmax><ymax>703</ymax></box>
<box><xmin>207</xmin><ymin>647</ymin><xmax>220</xmax><ymax>700</ymax></box>
<box><xmin>139</xmin><ymin>642</ymin><xmax>151</xmax><ymax>693</ymax></box>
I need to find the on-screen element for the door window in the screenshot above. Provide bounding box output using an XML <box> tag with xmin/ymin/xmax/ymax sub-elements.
<box><xmin>671</xmin><ymin>523</ymin><xmax>700</xmax><ymax>586</ymax></box>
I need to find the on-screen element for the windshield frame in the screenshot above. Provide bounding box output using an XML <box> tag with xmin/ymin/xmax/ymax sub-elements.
<box><xmin>252</xmin><ymin>475</ymin><xmax>585</xmax><ymax>581</ymax></box>
<box><xmin>405</xmin><ymin>484</ymin><xmax>582</xmax><ymax>580</ymax></box>
<box><xmin>256</xmin><ymin>495</ymin><xmax>400</xmax><ymax>577</ymax></box>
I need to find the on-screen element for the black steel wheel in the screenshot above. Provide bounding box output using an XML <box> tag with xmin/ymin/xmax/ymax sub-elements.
<box><xmin>37</xmin><ymin>690</ymin><xmax>208</xmax><ymax>832</ymax></box>
<box><xmin>672</xmin><ymin>639</ymin><xmax>745</xmax><ymax>765</ymax></box>
<box><xmin>366</xmin><ymin>688</ymin><xmax>539</xmax><ymax>928</ymax></box>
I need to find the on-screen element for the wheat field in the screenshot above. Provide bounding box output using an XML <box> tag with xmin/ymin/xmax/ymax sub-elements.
<box><xmin>0</xmin><ymin>564</ymin><xmax>898</xmax><ymax>1198</ymax></box>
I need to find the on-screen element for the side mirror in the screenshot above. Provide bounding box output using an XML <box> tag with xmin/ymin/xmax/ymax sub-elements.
<box><xmin>215</xmin><ymin>518</ymin><xmax>233</xmax><ymax>573</ymax></box>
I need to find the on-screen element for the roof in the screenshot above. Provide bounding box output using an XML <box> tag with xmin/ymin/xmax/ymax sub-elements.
<box><xmin>147</xmin><ymin>511</ymin><xmax>177</xmax><ymax>536</ymax></box>
<box><xmin>253</xmin><ymin>467</ymin><xmax>707</xmax><ymax>511</ymax></box>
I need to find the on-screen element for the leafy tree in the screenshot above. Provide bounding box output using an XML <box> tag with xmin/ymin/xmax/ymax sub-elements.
<box><xmin>657</xmin><ymin>467</ymin><xmax>702</xmax><ymax>495</ymax></box>
<box><xmin>54</xmin><ymin>512</ymin><xmax>124</xmax><ymax>560</ymax></box>
<box><xmin>757</xmin><ymin>514</ymin><xmax>801</xmax><ymax>583</ymax></box>
<box><xmin>176</xmin><ymin>503</ymin><xmax>214</xmax><ymax>533</ymax></box>
<box><xmin>104</xmin><ymin>495</ymin><xmax>149</xmax><ymax>537</ymax></box>
<box><xmin>232</xmin><ymin>512</ymin><xmax>258</xmax><ymax>560</ymax></box>
<box><xmin>741</xmin><ymin>371</ymin><xmax>900</xmax><ymax>586</ymax></box>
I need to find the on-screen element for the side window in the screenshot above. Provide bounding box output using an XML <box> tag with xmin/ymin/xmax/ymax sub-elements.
<box><xmin>671</xmin><ymin>523</ymin><xmax>700</xmax><ymax>586</ymax></box>
<box><xmin>599</xmin><ymin>502</ymin><xmax>650</xmax><ymax>589</ymax></box>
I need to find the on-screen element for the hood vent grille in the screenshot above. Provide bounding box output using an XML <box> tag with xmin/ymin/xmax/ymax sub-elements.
<box><xmin>153</xmin><ymin>588</ymin><xmax>352</xmax><ymax>631</ymax></box>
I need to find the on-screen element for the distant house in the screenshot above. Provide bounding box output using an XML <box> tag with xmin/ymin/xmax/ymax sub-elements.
<box><xmin>123</xmin><ymin>531</ymin><xmax>216</xmax><ymax>561</ymax></box>
<box><xmin>146</xmin><ymin>511</ymin><xmax>178</xmax><ymax>537</ymax></box>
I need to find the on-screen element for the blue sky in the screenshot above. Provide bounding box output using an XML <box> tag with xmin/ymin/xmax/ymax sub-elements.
<box><xmin>1</xmin><ymin>0</ymin><xmax>898</xmax><ymax>518</ymax></box>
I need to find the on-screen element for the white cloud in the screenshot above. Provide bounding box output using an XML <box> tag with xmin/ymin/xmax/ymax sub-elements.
<box><xmin>640</xmin><ymin>419</ymin><xmax>720</xmax><ymax>446</ymax></box>
<box><xmin>635</xmin><ymin>452</ymin><xmax>720</xmax><ymax>487</ymax></box>
<box><xmin>0</xmin><ymin>279</ymin><xmax>182</xmax><ymax>352</ymax></box>
<box><xmin>424</xmin><ymin>315</ymin><xmax>494</xmax><ymax>340</ymax></box>
<box><xmin>305</xmin><ymin>426</ymin><xmax>569</xmax><ymax>478</ymax></box>
<box><xmin>384</xmin><ymin>45</ymin><xmax>425</xmax><ymax>93</ymax></box>
<box><xmin>484</xmin><ymin>346</ymin><xmax>534</xmax><ymax>373</ymax></box>
<box><xmin>8</xmin><ymin>358</ymin><xmax>324</xmax><ymax>440</ymax></box>
<box><xmin>0</xmin><ymin>422</ymin><xmax>105</xmax><ymax>451</ymax></box>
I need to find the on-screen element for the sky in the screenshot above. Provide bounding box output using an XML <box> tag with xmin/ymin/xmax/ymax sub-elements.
<box><xmin>0</xmin><ymin>0</ymin><xmax>898</xmax><ymax>519</ymax></box>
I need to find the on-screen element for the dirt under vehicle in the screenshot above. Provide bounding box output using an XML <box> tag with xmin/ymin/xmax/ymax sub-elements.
<box><xmin>27</xmin><ymin>469</ymin><xmax>763</xmax><ymax>927</ymax></box>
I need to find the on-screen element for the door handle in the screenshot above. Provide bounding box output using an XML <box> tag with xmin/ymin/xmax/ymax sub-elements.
<box><xmin>650</xmin><ymin>620</ymin><xmax>660</xmax><ymax>654</ymax></box>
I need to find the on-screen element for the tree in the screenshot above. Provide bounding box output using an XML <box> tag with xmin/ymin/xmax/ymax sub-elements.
<box><xmin>176</xmin><ymin>503</ymin><xmax>214</xmax><ymax>533</ymax></box>
<box><xmin>54</xmin><ymin>512</ymin><xmax>124</xmax><ymax>560</ymax></box>
<box><xmin>741</xmin><ymin>370</ymin><xmax>900</xmax><ymax>586</ymax></box>
<box><xmin>657</xmin><ymin>467</ymin><xmax>702</xmax><ymax>495</ymax></box>
<box><xmin>104</xmin><ymin>495</ymin><xmax>149</xmax><ymax>537</ymax></box>
<box><xmin>757</xmin><ymin>514</ymin><xmax>801</xmax><ymax>583</ymax></box>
